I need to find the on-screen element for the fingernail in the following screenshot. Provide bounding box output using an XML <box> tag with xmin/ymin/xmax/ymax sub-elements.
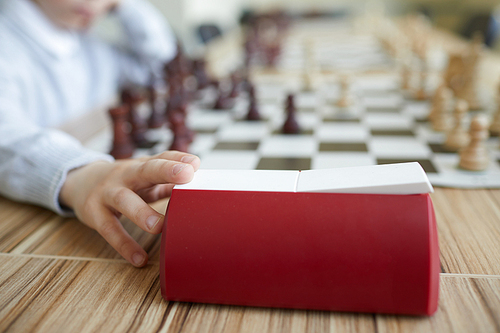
<box><xmin>132</xmin><ymin>253</ymin><xmax>145</xmax><ymax>266</ymax></box>
<box><xmin>173</xmin><ymin>163</ymin><xmax>188</xmax><ymax>175</ymax></box>
<box><xmin>146</xmin><ymin>215</ymin><xmax>161</xmax><ymax>230</ymax></box>
<box><xmin>181</xmin><ymin>156</ymin><xmax>196</xmax><ymax>164</ymax></box>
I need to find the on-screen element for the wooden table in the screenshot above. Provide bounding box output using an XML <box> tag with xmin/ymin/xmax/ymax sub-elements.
<box><xmin>2</xmin><ymin>16</ymin><xmax>500</xmax><ymax>333</ymax></box>
<box><xmin>1</xmin><ymin>188</ymin><xmax>500</xmax><ymax>332</ymax></box>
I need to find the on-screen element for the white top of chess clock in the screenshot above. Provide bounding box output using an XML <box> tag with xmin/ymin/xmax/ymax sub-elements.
<box><xmin>175</xmin><ymin>162</ymin><xmax>434</xmax><ymax>195</ymax></box>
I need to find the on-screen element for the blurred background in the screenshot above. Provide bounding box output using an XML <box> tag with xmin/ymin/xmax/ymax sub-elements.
<box><xmin>100</xmin><ymin>0</ymin><xmax>500</xmax><ymax>53</ymax></box>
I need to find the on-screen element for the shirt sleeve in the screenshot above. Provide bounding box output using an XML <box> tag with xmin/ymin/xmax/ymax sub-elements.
<box><xmin>111</xmin><ymin>0</ymin><xmax>177</xmax><ymax>84</ymax></box>
<box><xmin>0</xmin><ymin>67</ymin><xmax>114</xmax><ymax>216</ymax></box>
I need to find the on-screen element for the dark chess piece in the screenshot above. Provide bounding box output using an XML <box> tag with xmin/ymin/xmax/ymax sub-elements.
<box><xmin>168</xmin><ymin>112</ymin><xmax>193</xmax><ymax>152</ymax></box>
<box><xmin>192</xmin><ymin>58</ymin><xmax>210</xmax><ymax>89</ymax></box>
<box><xmin>109</xmin><ymin>104</ymin><xmax>134</xmax><ymax>159</ymax></box>
<box><xmin>170</xmin><ymin>111</ymin><xmax>194</xmax><ymax>143</ymax></box>
<box><xmin>264</xmin><ymin>42</ymin><xmax>281</xmax><ymax>67</ymax></box>
<box><xmin>283</xmin><ymin>94</ymin><xmax>300</xmax><ymax>134</ymax></box>
<box><xmin>165</xmin><ymin>77</ymin><xmax>184</xmax><ymax>119</ymax></box>
<box><xmin>169</xmin><ymin>134</ymin><xmax>190</xmax><ymax>153</ymax></box>
<box><xmin>122</xmin><ymin>88</ymin><xmax>156</xmax><ymax>148</ymax></box>
<box><xmin>213</xmin><ymin>81</ymin><xmax>235</xmax><ymax>110</ymax></box>
<box><xmin>246</xmin><ymin>84</ymin><xmax>261</xmax><ymax>121</ymax></box>
<box><xmin>228</xmin><ymin>73</ymin><xmax>240</xmax><ymax>98</ymax></box>
<box><xmin>164</xmin><ymin>42</ymin><xmax>192</xmax><ymax>81</ymax></box>
<box><xmin>244</xmin><ymin>30</ymin><xmax>258</xmax><ymax>69</ymax></box>
<box><xmin>148</xmin><ymin>75</ymin><xmax>167</xmax><ymax>129</ymax></box>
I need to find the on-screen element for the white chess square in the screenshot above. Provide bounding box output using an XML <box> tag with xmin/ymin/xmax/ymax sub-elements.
<box><xmin>315</xmin><ymin>123</ymin><xmax>369</xmax><ymax>142</ymax></box>
<box><xmin>269</xmin><ymin>112</ymin><xmax>321</xmax><ymax>130</ymax></box>
<box><xmin>198</xmin><ymin>151</ymin><xmax>259</xmax><ymax>170</ymax></box>
<box><xmin>364</xmin><ymin>113</ymin><xmax>413</xmax><ymax>129</ymax></box>
<box><xmin>297</xmin><ymin>113</ymin><xmax>321</xmax><ymax>129</ymax></box>
<box><xmin>259</xmin><ymin>135</ymin><xmax>317</xmax><ymax>157</ymax></box>
<box><xmin>369</xmin><ymin>137</ymin><xmax>431</xmax><ymax>158</ymax></box>
<box><xmin>353</xmin><ymin>75</ymin><xmax>398</xmax><ymax>92</ymax></box>
<box><xmin>296</xmin><ymin>92</ymin><xmax>321</xmax><ymax>109</ymax></box>
<box><xmin>256</xmin><ymin>84</ymin><xmax>286</xmax><ymax>101</ymax></box>
<box><xmin>415</xmin><ymin>126</ymin><xmax>446</xmax><ymax>144</ymax></box>
<box><xmin>217</xmin><ymin>122</ymin><xmax>270</xmax><ymax>141</ymax></box>
<box><xmin>187</xmin><ymin>110</ymin><xmax>232</xmax><ymax>130</ymax></box>
<box><xmin>312</xmin><ymin>152</ymin><xmax>376</xmax><ymax>169</ymax></box>
<box><xmin>189</xmin><ymin>134</ymin><xmax>216</xmax><ymax>156</ymax></box>
<box><xmin>362</xmin><ymin>94</ymin><xmax>403</xmax><ymax>109</ymax></box>
<box><xmin>402</xmin><ymin>101</ymin><xmax>431</xmax><ymax>119</ymax></box>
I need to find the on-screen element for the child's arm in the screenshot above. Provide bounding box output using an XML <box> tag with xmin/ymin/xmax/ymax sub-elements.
<box><xmin>97</xmin><ymin>0</ymin><xmax>178</xmax><ymax>87</ymax></box>
<box><xmin>59</xmin><ymin>151</ymin><xmax>200</xmax><ymax>267</ymax></box>
<box><xmin>0</xmin><ymin>62</ymin><xmax>200</xmax><ymax>267</ymax></box>
<box><xmin>0</xmin><ymin>63</ymin><xmax>115</xmax><ymax>216</ymax></box>
<box><xmin>115</xmin><ymin>0</ymin><xmax>177</xmax><ymax>65</ymax></box>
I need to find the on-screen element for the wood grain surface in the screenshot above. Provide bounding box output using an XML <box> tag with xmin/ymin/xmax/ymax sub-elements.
<box><xmin>1</xmin><ymin>187</ymin><xmax>500</xmax><ymax>333</ymax></box>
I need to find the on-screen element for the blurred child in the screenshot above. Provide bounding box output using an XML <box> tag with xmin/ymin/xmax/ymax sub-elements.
<box><xmin>0</xmin><ymin>0</ymin><xmax>200</xmax><ymax>267</ymax></box>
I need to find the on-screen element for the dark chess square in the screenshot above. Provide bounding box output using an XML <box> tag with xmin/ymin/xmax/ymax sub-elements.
<box><xmin>257</xmin><ymin>157</ymin><xmax>311</xmax><ymax>170</ymax></box>
<box><xmin>213</xmin><ymin>142</ymin><xmax>260</xmax><ymax>150</ymax></box>
<box><xmin>428</xmin><ymin>143</ymin><xmax>455</xmax><ymax>154</ymax></box>
<box><xmin>319</xmin><ymin>143</ymin><xmax>368</xmax><ymax>152</ymax></box>
<box><xmin>377</xmin><ymin>158</ymin><xmax>437</xmax><ymax>174</ymax></box>
<box><xmin>371</xmin><ymin>129</ymin><xmax>415</xmax><ymax>136</ymax></box>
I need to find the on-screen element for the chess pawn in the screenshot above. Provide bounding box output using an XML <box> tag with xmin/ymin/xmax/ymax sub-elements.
<box><xmin>283</xmin><ymin>94</ymin><xmax>300</xmax><ymax>134</ymax></box>
<box><xmin>109</xmin><ymin>105</ymin><xmax>134</xmax><ymax>159</ymax></box>
<box><xmin>336</xmin><ymin>76</ymin><xmax>353</xmax><ymax>108</ymax></box>
<box><xmin>444</xmin><ymin>100</ymin><xmax>470</xmax><ymax>151</ymax></box>
<box><xmin>302</xmin><ymin>40</ymin><xmax>317</xmax><ymax>92</ymax></box>
<box><xmin>303</xmin><ymin>70</ymin><xmax>314</xmax><ymax>92</ymax></box>
<box><xmin>459</xmin><ymin>115</ymin><xmax>490</xmax><ymax>171</ymax></box>
<box><xmin>432</xmin><ymin>87</ymin><xmax>454</xmax><ymax>132</ymax></box>
<box><xmin>246</xmin><ymin>84</ymin><xmax>261</xmax><ymax>121</ymax></box>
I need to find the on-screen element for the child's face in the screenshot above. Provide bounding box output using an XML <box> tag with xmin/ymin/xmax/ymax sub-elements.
<box><xmin>32</xmin><ymin>0</ymin><xmax>119</xmax><ymax>30</ymax></box>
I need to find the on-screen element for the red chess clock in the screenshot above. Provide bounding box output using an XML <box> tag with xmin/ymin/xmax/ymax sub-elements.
<box><xmin>160</xmin><ymin>163</ymin><xmax>440</xmax><ymax>315</ymax></box>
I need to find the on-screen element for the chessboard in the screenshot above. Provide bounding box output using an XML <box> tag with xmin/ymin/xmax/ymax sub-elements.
<box><xmin>83</xmin><ymin>16</ymin><xmax>500</xmax><ymax>189</ymax></box>
<box><xmin>84</xmin><ymin>70</ymin><xmax>500</xmax><ymax>189</ymax></box>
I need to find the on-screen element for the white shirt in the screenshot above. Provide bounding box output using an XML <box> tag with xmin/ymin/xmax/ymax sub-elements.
<box><xmin>0</xmin><ymin>0</ymin><xmax>177</xmax><ymax>215</ymax></box>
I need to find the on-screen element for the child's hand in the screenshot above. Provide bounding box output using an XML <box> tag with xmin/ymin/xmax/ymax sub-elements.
<box><xmin>59</xmin><ymin>151</ymin><xmax>200</xmax><ymax>267</ymax></box>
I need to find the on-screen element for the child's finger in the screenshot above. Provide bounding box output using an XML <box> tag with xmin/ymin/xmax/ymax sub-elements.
<box><xmin>129</xmin><ymin>159</ymin><xmax>195</xmax><ymax>187</ymax></box>
<box><xmin>137</xmin><ymin>184</ymin><xmax>175</xmax><ymax>203</ymax></box>
<box><xmin>94</xmin><ymin>208</ymin><xmax>148</xmax><ymax>267</ymax></box>
<box><xmin>151</xmin><ymin>151</ymin><xmax>201</xmax><ymax>171</ymax></box>
<box><xmin>104</xmin><ymin>187</ymin><xmax>164</xmax><ymax>234</ymax></box>
<box><xmin>150</xmin><ymin>150</ymin><xmax>200</xmax><ymax>167</ymax></box>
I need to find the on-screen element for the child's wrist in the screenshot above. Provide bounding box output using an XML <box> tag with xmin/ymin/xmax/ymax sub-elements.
<box><xmin>59</xmin><ymin>160</ymin><xmax>111</xmax><ymax>210</ymax></box>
